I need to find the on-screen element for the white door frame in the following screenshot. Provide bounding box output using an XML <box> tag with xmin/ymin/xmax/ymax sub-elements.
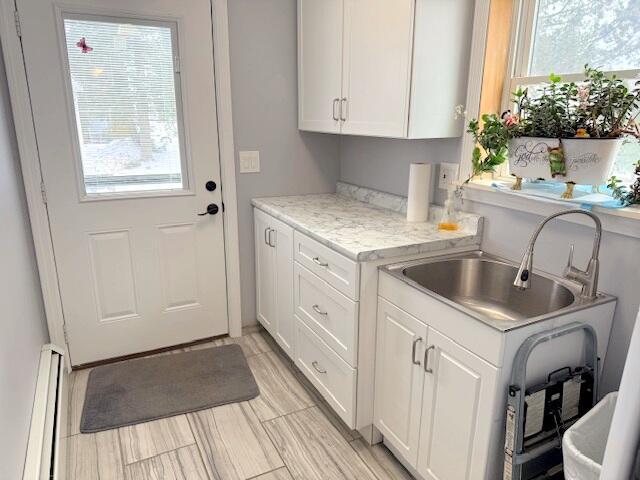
<box><xmin>0</xmin><ymin>0</ymin><xmax>242</xmax><ymax>369</ymax></box>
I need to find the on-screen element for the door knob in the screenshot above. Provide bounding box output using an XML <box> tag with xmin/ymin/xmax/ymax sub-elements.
<box><xmin>198</xmin><ymin>203</ymin><xmax>219</xmax><ymax>216</ymax></box>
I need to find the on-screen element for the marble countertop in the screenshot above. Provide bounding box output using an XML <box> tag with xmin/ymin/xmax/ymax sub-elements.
<box><xmin>251</xmin><ymin>183</ymin><xmax>483</xmax><ymax>262</ymax></box>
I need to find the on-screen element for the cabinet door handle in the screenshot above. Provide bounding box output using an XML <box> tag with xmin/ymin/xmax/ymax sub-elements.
<box><xmin>340</xmin><ymin>97</ymin><xmax>347</xmax><ymax>121</ymax></box>
<box><xmin>424</xmin><ymin>345</ymin><xmax>435</xmax><ymax>373</ymax></box>
<box><xmin>412</xmin><ymin>337</ymin><xmax>423</xmax><ymax>365</ymax></box>
<box><xmin>332</xmin><ymin>98</ymin><xmax>340</xmax><ymax>121</ymax></box>
<box><xmin>264</xmin><ymin>227</ymin><xmax>270</xmax><ymax>245</ymax></box>
<box><xmin>312</xmin><ymin>304</ymin><xmax>328</xmax><ymax>316</ymax></box>
<box><xmin>312</xmin><ymin>256</ymin><xmax>329</xmax><ymax>267</ymax></box>
<box><xmin>312</xmin><ymin>360</ymin><xmax>327</xmax><ymax>374</ymax></box>
<box><xmin>268</xmin><ymin>228</ymin><xmax>276</xmax><ymax>248</ymax></box>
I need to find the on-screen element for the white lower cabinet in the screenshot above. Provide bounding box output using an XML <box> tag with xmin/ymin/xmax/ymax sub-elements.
<box><xmin>417</xmin><ymin>328</ymin><xmax>498</xmax><ymax>480</ymax></box>
<box><xmin>374</xmin><ymin>296</ymin><xmax>498</xmax><ymax>479</ymax></box>
<box><xmin>374</xmin><ymin>298</ymin><xmax>427</xmax><ymax>466</ymax></box>
<box><xmin>254</xmin><ymin>209</ymin><xmax>295</xmax><ymax>357</ymax></box>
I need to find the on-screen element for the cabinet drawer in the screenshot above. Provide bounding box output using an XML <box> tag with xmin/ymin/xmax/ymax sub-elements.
<box><xmin>295</xmin><ymin>317</ymin><xmax>357</xmax><ymax>428</ymax></box>
<box><xmin>294</xmin><ymin>262</ymin><xmax>358</xmax><ymax>366</ymax></box>
<box><xmin>294</xmin><ymin>231</ymin><xmax>359</xmax><ymax>300</ymax></box>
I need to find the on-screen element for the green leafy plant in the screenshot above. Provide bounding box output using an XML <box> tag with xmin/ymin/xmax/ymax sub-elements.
<box><xmin>577</xmin><ymin>67</ymin><xmax>640</xmax><ymax>138</ymax></box>
<box><xmin>607</xmin><ymin>160</ymin><xmax>640</xmax><ymax>206</ymax></box>
<box><xmin>513</xmin><ymin>73</ymin><xmax>578</xmax><ymax>138</ymax></box>
<box><xmin>466</xmin><ymin>113</ymin><xmax>511</xmax><ymax>182</ymax></box>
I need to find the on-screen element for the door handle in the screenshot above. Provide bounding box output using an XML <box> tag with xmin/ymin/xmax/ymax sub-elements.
<box><xmin>264</xmin><ymin>227</ymin><xmax>271</xmax><ymax>245</ymax></box>
<box><xmin>332</xmin><ymin>98</ymin><xmax>340</xmax><ymax>121</ymax></box>
<box><xmin>312</xmin><ymin>256</ymin><xmax>329</xmax><ymax>267</ymax></box>
<box><xmin>312</xmin><ymin>304</ymin><xmax>328</xmax><ymax>316</ymax></box>
<box><xmin>198</xmin><ymin>203</ymin><xmax>219</xmax><ymax>216</ymax></box>
<box><xmin>412</xmin><ymin>337</ymin><xmax>423</xmax><ymax>365</ymax></box>
<box><xmin>267</xmin><ymin>228</ymin><xmax>276</xmax><ymax>248</ymax></box>
<box><xmin>312</xmin><ymin>360</ymin><xmax>327</xmax><ymax>374</ymax></box>
<box><xmin>424</xmin><ymin>345</ymin><xmax>435</xmax><ymax>373</ymax></box>
<box><xmin>340</xmin><ymin>97</ymin><xmax>347</xmax><ymax>121</ymax></box>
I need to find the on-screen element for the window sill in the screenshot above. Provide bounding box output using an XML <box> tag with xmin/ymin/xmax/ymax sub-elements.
<box><xmin>462</xmin><ymin>179</ymin><xmax>640</xmax><ymax>239</ymax></box>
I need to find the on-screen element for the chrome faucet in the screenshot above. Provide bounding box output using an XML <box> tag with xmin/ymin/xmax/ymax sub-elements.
<box><xmin>513</xmin><ymin>209</ymin><xmax>602</xmax><ymax>299</ymax></box>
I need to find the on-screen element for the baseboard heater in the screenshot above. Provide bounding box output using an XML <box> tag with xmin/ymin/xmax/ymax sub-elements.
<box><xmin>23</xmin><ymin>345</ymin><xmax>67</xmax><ymax>480</ymax></box>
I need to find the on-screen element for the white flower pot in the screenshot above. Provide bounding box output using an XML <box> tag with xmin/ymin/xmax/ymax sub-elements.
<box><xmin>508</xmin><ymin>137</ymin><xmax>559</xmax><ymax>179</ymax></box>
<box><xmin>561</xmin><ymin>138</ymin><xmax>622</xmax><ymax>185</ymax></box>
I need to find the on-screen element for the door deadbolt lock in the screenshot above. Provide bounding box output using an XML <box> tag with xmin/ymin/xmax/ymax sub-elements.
<box><xmin>205</xmin><ymin>180</ymin><xmax>217</xmax><ymax>192</ymax></box>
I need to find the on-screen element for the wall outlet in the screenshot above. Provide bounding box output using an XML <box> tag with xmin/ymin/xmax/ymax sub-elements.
<box><xmin>239</xmin><ymin>150</ymin><xmax>260</xmax><ymax>173</ymax></box>
<box><xmin>438</xmin><ymin>163</ymin><xmax>459</xmax><ymax>189</ymax></box>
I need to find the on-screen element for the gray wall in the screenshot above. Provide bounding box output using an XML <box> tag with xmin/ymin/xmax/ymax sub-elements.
<box><xmin>227</xmin><ymin>0</ymin><xmax>341</xmax><ymax>325</ymax></box>
<box><xmin>339</xmin><ymin>136</ymin><xmax>459</xmax><ymax>196</ymax></box>
<box><xmin>0</xmin><ymin>45</ymin><xmax>49</xmax><ymax>479</ymax></box>
<box><xmin>338</xmin><ymin>135</ymin><xmax>640</xmax><ymax>393</ymax></box>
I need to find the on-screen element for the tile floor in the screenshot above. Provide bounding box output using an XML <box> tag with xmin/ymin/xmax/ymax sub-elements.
<box><xmin>65</xmin><ymin>327</ymin><xmax>413</xmax><ymax>480</ymax></box>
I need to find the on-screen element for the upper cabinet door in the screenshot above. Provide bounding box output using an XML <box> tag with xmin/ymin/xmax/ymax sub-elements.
<box><xmin>417</xmin><ymin>328</ymin><xmax>499</xmax><ymax>480</ymax></box>
<box><xmin>341</xmin><ymin>0</ymin><xmax>415</xmax><ymax>137</ymax></box>
<box><xmin>374</xmin><ymin>297</ymin><xmax>428</xmax><ymax>467</ymax></box>
<box><xmin>298</xmin><ymin>0</ymin><xmax>343</xmax><ymax>133</ymax></box>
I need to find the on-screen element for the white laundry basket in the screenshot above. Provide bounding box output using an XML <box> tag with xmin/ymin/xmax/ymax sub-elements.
<box><xmin>563</xmin><ymin>392</ymin><xmax>618</xmax><ymax>480</ymax></box>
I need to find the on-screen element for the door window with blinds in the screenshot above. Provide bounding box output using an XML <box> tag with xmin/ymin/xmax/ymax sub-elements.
<box><xmin>62</xmin><ymin>15</ymin><xmax>188</xmax><ymax>196</ymax></box>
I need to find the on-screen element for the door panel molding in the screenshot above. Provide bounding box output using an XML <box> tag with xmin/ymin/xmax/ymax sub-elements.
<box><xmin>0</xmin><ymin>0</ymin><xmax>242</xmax><ymax>367</ymax></box>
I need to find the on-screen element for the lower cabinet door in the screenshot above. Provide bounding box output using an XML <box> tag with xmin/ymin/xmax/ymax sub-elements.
<box><xmin>374</xmin><ymin>297</ymin><xmax>428</xmax><ymax>467</ymax></box>
<box><xmin>254</xmin><ymin>209</ymin><xmax>276</xmax><ymax>335</ymax></box>
<box><xmin>274</xmin><ymin>219</ymin><xmax>295</xmax><ymax>358</ymax></box>
<box><xmin>417</xmin><ymin>327</ymin><xmax>498</xmax><ymax>480</ymax></box>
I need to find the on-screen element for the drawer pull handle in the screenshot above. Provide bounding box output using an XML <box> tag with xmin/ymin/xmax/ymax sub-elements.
<box><xmin>312</xmin><ymin>304</ymin><xmax>328</xmax><ymax>316</ymax></box>
<box><xmin>312</xmin><ymin>256</ymin><xmax>329</xmax><ymax>267</ymax></box>
<box><xmin>312</xmin><ymin>361</ymin><xmax>327</xmax><ymax>374</ymax></box>
<box><xmin>424</xmin><ymin>345</ymin><xmax>435</xmax><ymax>373</ymax></box>
<box><xmin>412</xmin><ymin>337</ymin><xmax>423</xmax><ymax>365</ymax></box>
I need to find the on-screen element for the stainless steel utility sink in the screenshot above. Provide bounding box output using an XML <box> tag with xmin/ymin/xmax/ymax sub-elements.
<box><xmin>382</xmin><ymin>251</ymin><xmax>610</xmax><ymax>329</ymax></box>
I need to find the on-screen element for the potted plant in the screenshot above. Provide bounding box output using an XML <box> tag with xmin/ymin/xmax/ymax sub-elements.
<box><xmin>467</xmin><ymin>67</ymin><xmax>640</xmax><ymax>198</ymax></box>
<box><xmin>507</xmin><ymin>74</ymin><xmax>575</xmax><ymax>186</ymax></box>
<box><xmin>562</xmin><ymin>67</ymin><xmax>640</xmax><ymax>187</ymax></box>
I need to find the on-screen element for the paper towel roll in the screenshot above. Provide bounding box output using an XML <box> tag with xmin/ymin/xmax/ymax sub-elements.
<box><xmin>406</xmin><ymin>163</ymin><xmax>432</xmax><ymax>222</ymax></box>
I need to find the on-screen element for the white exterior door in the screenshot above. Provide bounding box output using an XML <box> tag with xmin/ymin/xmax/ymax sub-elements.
<box><xmin>341</xmin><ymin>0</ymin><xmax>414</xmax><ymax>137</ymax></box>
<box><xmin>417</xmin><ymin>328</ymin><xmax>499</xmax><ymax>480</ymax></box>
<box><xmin>17</xmin><ymin>0</ymin><xmax>229</xmax><ymax>364</ymax></box>
<box><xmin>374</xmin><ymin>298</ymin><xmax>427</xmax><ymax>467</ymax></box>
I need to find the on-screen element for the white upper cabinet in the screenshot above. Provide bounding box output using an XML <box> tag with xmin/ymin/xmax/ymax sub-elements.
<box><xmin>298</xmin><ymin>0</ymin><xmax>473</xmax><ymax>139</ymax></box>
<box><xmin>298</xmin><ymin>0</ymin><xmax>343</xmax><ymax>133</ymax></box>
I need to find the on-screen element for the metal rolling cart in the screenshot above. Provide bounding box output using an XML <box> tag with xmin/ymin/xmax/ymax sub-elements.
<box><xmin>503</xmin><ymin>322</ymin><xmax>599</xmax><ymax>480</ymax></box>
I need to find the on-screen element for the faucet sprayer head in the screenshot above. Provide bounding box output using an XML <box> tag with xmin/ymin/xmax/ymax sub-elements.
<box><xmin>513</xmin><ymin>252</ymin><xmax>533</xmax><ymax>290</ymax></box>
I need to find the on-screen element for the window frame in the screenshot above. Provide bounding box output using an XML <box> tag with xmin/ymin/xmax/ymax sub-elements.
<box><xmin>58</xmin><ymin>11</ymin><xmax>195</xmax><ymax>201</ymax></box>
<box><xmin>494</xmin><ymin>0</ymin><xmax>640</xmax><ymax>179</ymax></box>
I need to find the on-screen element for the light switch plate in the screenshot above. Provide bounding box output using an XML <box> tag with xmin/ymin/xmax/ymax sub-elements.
<box><xmin>438</xmin><ymin>163</ymin><xmax>459</xmax><ymax>189</ymax></box>
<box><xmin>239</xmin><ymin>150</ymin><xmax>260</xmax><ymax>173</ymax></box>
